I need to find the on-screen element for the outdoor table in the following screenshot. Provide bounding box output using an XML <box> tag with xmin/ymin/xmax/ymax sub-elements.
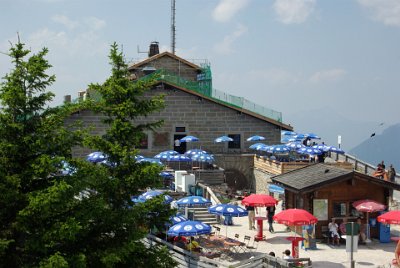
<box><xmin>286</xmin><ymin>236</ymin><xmax>305</xmax><ymax>258</ymax></box>
<box><xmin>255</xmin><ymin>216</ymin><xmax>267</xmax><ymax>241</ymax></box>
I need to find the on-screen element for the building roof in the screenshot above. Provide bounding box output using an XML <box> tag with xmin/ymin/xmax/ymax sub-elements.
<box><xmin>128</xmin><ymin>51</ymin><xmax>202</xmax><ymax>71</ymax></box>
<box><xmin>271</xmin><ymin>163</ymin><xmax>400</xmax><ymax>193</ymax></box>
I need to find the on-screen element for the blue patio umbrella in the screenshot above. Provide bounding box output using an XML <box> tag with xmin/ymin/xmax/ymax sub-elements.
<box><xmin>312</xmin><ymin>144</ymin><xmax>329</xmax><ymax>151</ymax></box>
<box><xmin>208</xmin><ymin>204</ymin><xmax>248</xmax><ymax>217</ymax></box>
<box><xmin>176</xmin><ymin>196</ymin><xmax>212</xmax><ymax>208</ymax></box>
<box><xmin>249</xmin><ymin>143</ymin><xmax>267</xmax><ymax>150</ymax></box>
<box><xmin>246</xmin><ymin>135</ymin><xmax>265</xmax><ymax>141</ymax></box>
<box><xmin>137</xmin><ymin>158</ymin><xmax>164</xmax><ymax>166</ymax></box>
<box><xmin>208</xmin><ymin>204</ymin><xmax>248</xmax><ymax>234</ymax></box>
<box><xmin>214</xmin><ymin>135</ymin><xmax>233</xmax><ymax>143</ymax></box>
<box><xmin>281</xmin><ymin>131</ymin><xmax>297</xmax><ymax>136</ymax></box>
<box><xmin>191</xmin><ymin>153</ymin><xmax>214</xmax><ymax>163</ymax></box>
<box><xmin>168</xmin><ymin>214</ymin><xmax>189</xmax><ymax>226</ymax></box>
<box><xmin>159</xmin><ymin>171</ymin><xmax>174</xmax><ymax>179</ymax></box>
<box><xmin>180</xmin><ymin>135</ymin><xmax>199</xmax><ymax>143</ymax></box>
<box><xmin>134</xmin><ymin>155</ymin><xmax>145</xmax><ymax>161</ymax></box>
<box><xmin>268</xmin><ymin>184</ymin><xmax>285</xmax><ymax>194</ymax></box>
<box><xmin>138</xmin><ymin>190</ymin><xmax>173</xmax><ymax>204</ymax></box>
<box><xmin>169</xmin><ymin>154</ymin><xmax>192</xmax><ymax>169</ymax></box>
<box><xmin>286</xmin><ymin>142</ymin><xmax>305</xmax><ymax>151</ymax></box>
<box><xmin>304</xmin><ymin>133</ymin><xmax>321</xmax><ymax>139</ymax></box>
<box><xmin>267</xmin><ymin>144</ymin><xmax>290</xmax><ymax>154</ymax></box>
<box><xmin>167</xmin><ymin>220</ymin><xmax>211</xmax><ymax>237</ymax></box>
<box><xmin>325</xmin><ymin>146</ymin><xmax>345</xmax><ymax>154</ymax></box>
<box><xmin>257</xmin><ymin>145</ymin><xmax>272</xmax><ymax>152</ymax></box>
<box><xmin>184</xmin><ymin>149</ymin><xmax>208</xmax><ymax>157</ymax></box>
<box><xmin>86</xmin><ymin>151</ymin><xmax>108</xmax><ymax>163</ymax></box>
<box><xmin>154</xmin><ymin>150</ymin><xmax>178</xmax><ymax>158</ymax></box>
<box><xmin>296</xmin><ymin>147</ymin><xmax>322</xmax><ymax>155</ymax></box>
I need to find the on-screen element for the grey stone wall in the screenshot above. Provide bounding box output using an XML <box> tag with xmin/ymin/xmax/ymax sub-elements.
<box><xmin>254</xmin><ymin>168</ymin><xmax>274</xmax><ymax>194</ymax></box>
<box><xmin>67</xmin><ymin>87</ymin><xmax>282</xmax><ymax>158</ymax></box>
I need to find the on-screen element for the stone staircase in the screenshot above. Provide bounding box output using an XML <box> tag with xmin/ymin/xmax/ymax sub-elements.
<box><xmin>190</xmin><ymin>207</ymin><xmax>219</xmax><ymax>225</ymax></box>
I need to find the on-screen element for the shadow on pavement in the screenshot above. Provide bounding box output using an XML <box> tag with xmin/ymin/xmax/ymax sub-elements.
<box><xmin>356</xmin><ymin>261</ymin><xmax>375</xmax><ymax>266</ymax></box>
<box><xmin>313</xmin><ymin>261</ymin><xmax>346</xmax><ymax>267</ymax></box>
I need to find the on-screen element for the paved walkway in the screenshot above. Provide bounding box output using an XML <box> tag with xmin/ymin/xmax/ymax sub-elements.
<box><xmin>213</xmin><ymin>203</ymin><xmax>398</xmax><ymax>268</ymax></box>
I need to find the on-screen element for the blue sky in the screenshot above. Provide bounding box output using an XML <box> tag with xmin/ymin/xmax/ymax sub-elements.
<box><xmin>1</xmin><ymin>0</ymin><xmax>400</xmax><ymax>149</ymax></box>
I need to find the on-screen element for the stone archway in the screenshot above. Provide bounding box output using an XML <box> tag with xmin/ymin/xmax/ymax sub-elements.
<box><xmin>225</xmin><ymin>168</ymin><xmax>249</xmax><ymax>191</ymax></box>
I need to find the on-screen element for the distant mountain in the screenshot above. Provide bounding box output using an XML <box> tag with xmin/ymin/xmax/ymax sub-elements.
<box><xmin>349</xmin><ymin>123</ymin><xmax>400</xmax><ymax>170</ymax></box>
<box><xmin>285</xmin><ymin>107</ymin><xmax>381</xmax><ymax>151</ymax></box>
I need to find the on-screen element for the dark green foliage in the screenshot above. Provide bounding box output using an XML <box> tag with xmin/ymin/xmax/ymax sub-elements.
<box><xmin>0</xmin><ymin>40</ymin><xmax>176</xmax><ymax>267</ymax></box>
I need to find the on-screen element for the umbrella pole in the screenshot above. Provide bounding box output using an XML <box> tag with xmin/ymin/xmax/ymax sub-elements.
<box><xmin>366</xmin><ymin>212</ymin><xmax>371</xmax><ymax>243</ymax></box>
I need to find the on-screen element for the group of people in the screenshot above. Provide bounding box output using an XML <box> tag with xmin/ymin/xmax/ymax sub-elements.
<box><xmin>328</xmin><ymin>217</ymin><xmax>367</xmax><ymax>246</ymax></box>
<box><xmin>172</xmin><ymin>236</ymin><xmax>201</xmax><ymax>252</ymax></box>
<box><xmin>246</xmin><ymin>204</ymin><xmax>276</xmax><ymax>233</ymax></box>
<box><xmin>373</xmin><ymin>160</ymin><xmax>396</xmax><ymax>182</ymax></box>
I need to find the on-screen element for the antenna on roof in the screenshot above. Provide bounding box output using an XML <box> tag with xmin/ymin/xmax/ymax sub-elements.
<box><xmin>171</xmin><ymin>0</ymin><xmax>176</xmax><ymax>54</ymax></box>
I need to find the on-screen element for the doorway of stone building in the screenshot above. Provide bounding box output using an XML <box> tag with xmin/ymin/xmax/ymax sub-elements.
<box><xmin>173</xmin><ymin>134</ymin><xmax>187</xmax><ymax>154</ymax></box>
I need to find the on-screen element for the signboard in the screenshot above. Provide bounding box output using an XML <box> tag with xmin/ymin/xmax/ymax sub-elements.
<box><xmin>313</xmin><ymin>199</ymin><xmax>328</xmax><ymax>221</ymax></box>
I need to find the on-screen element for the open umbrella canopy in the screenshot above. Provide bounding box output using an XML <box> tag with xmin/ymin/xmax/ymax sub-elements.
<box><xmin>241</xmin><ymin>194</ymin><xmax>277</xmax><ymax>207</ymax></box>
<box><xmin>167</xmin><ymin>220</ymin><xmax>211</xmax><ymax>237</ymax></box>
<box><xmin>159</xmin><ymin>171</ymin><xmax>174</xmax><ymax>179</ymax></box>
<box><xmin>273</xmin><ymin>209</ymin><xmax>318</xmax><ymax>226</ymax></box>
<box><xmin>154</xmin><ymin>150</ymin><xmax>178</xmax><ymax>159</ymax></box>
<box><xmin>268</xmin><ymin>184</ymin><xmax>285</xmax><ymax>194</ymax></box>
<box><xmin>214</xmin><ymin>135</ymin><xmax>233</xmax><ymax>143</ymax></box>
<box><xmin>176</xmin><ymin>196</ymin><xmax>212</xmax><ymax>207</ymax></box>
<box><xmin>249</xmin><ymin>143</ymin><xmax>267</xmax><ymax>150</ymax></box>
<box><xmin>180</xmin><ymin>135</ymin><xmax>199</xmax><ymax>143</ymax></box>
<box><xmin>286</xmin><ymin>142</ymin><xmax>305</xmax><ymax>151</ymax></box>
<box><xmin>208</xmin><ymin>204</ymin><xmax>248</xmax><ymax>217</ymax></box>
<box><xmin>281</xmin><ymin>131</ymin><xmax>297</xmax><ymax>136</ymax></box>
<box><xmin>312</xmin><ymin>144</ymin><xmax>329</xmax><ymax>151</ymax></box>
<box><xmin>184</xmin><ymin>149</ymin><xmax>208</xmax><ymax>157</ymax></box>
<box><xmin>377</xmin><ymin>210</ymin><xmax>400</xmax><ymax>225</ymax></box>
<box><xmin>325</xmin><ymin>146</ymin><xmax>345</xmax><ymax>154</ymax></box>
<box><xmin>167</xmin><ymin>214</ymin><xmax>189</xmax><ymax>226</ymax></box>
<box><xmin>353</xmin><ymin>199</ymin><xmax>386</xmax><ymax>212</ymax></box>
<box><xmin>86</xmin><ymin>151</ymin><xmax>108</xmax><ymax>163</ymax></box>
<box><xmin>137</xmin><ymin>158</ymin><xmax>163</xmax><ymax>166</ymax></box>
<box><xmin>296</xmin><ymin>147</ymin><xmax>322</xmax><ymax>155</ymax></box>
<box><xmin>267</xmin><ymin>144</ymin><xmax>290</xmax><ymax>154</ymax></box>
<box><xmin>246</xmin><ymin>135</ymin><xmax>266</xmax><ymax>142</ymax></box>
<box><xmin>304</xmin><ymin>133</ymin><xmax>321</xmax><ymax>139</ymax></box>
<box><xmin>169</xmin><ymin>154</ymin><xmax>192</xmax><ymax>162</ymax></box>
<box><xmin>138</xmin><ymin>190</ymin><xmax>173</xmax><ymax>204</ymax></box>
<box><xmin>191</xmin><ymin>153</ymin><xmax>214</xmax><ymax>163</ymax></box>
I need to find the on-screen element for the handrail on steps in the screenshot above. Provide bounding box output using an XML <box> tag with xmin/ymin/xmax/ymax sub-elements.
<box><xmin>197</xmin><ymin>182</ymin><xmax>221</xmax><ymax>206</ymax></box>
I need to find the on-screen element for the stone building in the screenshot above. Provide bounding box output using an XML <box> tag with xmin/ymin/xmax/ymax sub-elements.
<box><xmin>66</xmin><ymin>42</ymin><xmax>293</xmax><ymax>190</ymax></box>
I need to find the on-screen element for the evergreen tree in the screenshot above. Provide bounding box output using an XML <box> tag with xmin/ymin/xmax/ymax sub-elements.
<box><xmin>0</xmin><ymin>40</ymin><xmax>176</xmax><ymax>267</ymax></box>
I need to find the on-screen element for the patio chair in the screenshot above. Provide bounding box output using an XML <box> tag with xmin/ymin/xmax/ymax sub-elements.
<box><xmin>233</xmin><ymin>234</ymin><xmax>247</xmax><ymax>253</ymax></box>
<box><xmin>213</xmin><ymin>226</ymin><xmax>221</xmax><ymax>236</ymax></box>
<box><xmin>243</xmin><ymin>236</ymin><xmax>258</xmax><ymax>250</ymax></box>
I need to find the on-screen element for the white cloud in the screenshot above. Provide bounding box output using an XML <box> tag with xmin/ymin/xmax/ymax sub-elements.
<box><xmin>213</xmin><ymin>24</ymin><xmax>248</xmax><ymax>55</ymax></box>
<box><xmin>52</xmin><ymin>14</ymin><xmax>78</xmax><ymax>30</ymax></box>
<box><xmin>357</xmin><ymin>0</ymin><xmax>400</xmax><ymax>27</ymax></box>
<box><xmin>273</xmin><ymin>0</ymin><xmax>316</xmax><ymax>24</ymax></box>
<box><xmin>309</xmin><ymin>68</ymin><xmax>346</xmax><ymax>83</ymax></box>
<box><xmin>84</xmin><ymin>17</ymin><xmax>106</xmax><ymax>31</ymax></box>
<box><xmin>212</xmin><ymin>0</ymin><xmax>250</xmax><ymax>22</ymax></box>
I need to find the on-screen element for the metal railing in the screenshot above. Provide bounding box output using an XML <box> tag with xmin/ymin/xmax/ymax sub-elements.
<box><xmin>331</xmin><ymin>152</ymin><xmax>400</xmax><ymax>182</ymax></box>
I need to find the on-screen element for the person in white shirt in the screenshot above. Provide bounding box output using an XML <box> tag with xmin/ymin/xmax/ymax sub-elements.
<box><xmin>328</xmin><ymin>218</ymin><xmax>340</xmax><ymax>246</ymax></box>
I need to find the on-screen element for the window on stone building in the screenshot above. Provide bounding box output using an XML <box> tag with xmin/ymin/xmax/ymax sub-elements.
<box><xmin>137</xmin><ymin>134</ymin><xmax>148</xmax><ymax>149</ymax></box>
<box><xmin>175</xmin><ymin>126</ymin><xmax>186</xmax><ymax>133</ymax></box>
<box><xmin>228</xmin><ymin>134</ymin><xmax>241</xmax><ymax>149</ymax></box>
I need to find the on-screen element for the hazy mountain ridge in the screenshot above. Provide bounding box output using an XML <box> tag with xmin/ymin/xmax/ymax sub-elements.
<box><xmin>349</xmin><ymin>123</ymin><xmax>400</xmax><ymax>170</ymax></box>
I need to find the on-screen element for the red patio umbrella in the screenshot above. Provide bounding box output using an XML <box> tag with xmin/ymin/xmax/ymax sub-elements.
<box><xmin>241</xmin><ymin>194</ymin><xmax>277</xmax><ymax>207</ymax></box>
<box><xmin>273</xmin><ymin>209</ymin><xmax>318</xmax><ymax>258</ymax></box>
<box><xmin>273</xmin><ymin>208</ymin><xmax>318</xmax><ymax>226</ymax></box>
<box><xmin>353</xmin><ymin>199</ymin><xmax>386</xmax><ymax>242</ymax></box>
<box><xmin>352</xmin><ymin>199</ymin><xmax>386</xmax><ymax>212</ymax></box>
<box><xmin>377</xmin><ymin>210</ymin><xmax>400</xmax><ymax>225</ymax></box>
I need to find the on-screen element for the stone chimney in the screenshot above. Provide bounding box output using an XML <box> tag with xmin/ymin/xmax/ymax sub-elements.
<box><xmin>148</xmin><ymin>41</ymin><xmax>159</xmax><ymax>57</ymax></box>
